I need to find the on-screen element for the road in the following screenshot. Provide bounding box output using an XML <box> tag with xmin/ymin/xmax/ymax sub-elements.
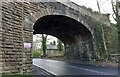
<box><xmin>33</xmin><ymin>59</ymin><xmax>119</xmax><ymax>76</ymax></box>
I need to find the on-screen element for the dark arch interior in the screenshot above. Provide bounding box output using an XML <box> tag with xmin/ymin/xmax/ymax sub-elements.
<box><xmin>33</xmin><ymin>15</ymin><xmax>92</xmax><ymax>45</ymax></box>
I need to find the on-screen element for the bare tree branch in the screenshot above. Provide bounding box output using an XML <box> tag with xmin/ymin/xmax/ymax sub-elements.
<box><xmin>96</xmin><ymin>0</ymin><xmax>108</xmax><ymax>61</ymax></box>
<box><xmin>111</xmin><ymin>0</ymin><xmax>118</xmax><ymax>22</ymax></box>
<box><xmin>111</xmin><ymin>0</ymin><xmax>116</xmax><ymax>14</ymax></box>
<box><xmin>96</xmin><ymin>0</ymin><xmax>101</xmax><ymax>13</ymax></box>
<box><xmin>100</xmin><ymin>0</ymin><xmax>109</xmax><ymax>7</ymax></box>
<box><xmin>112</xmin><ymin>13</ymin><xmax>117</xmax><ymax>21</ymax></box>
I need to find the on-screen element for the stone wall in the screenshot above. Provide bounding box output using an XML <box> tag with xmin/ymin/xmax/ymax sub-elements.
<box><xmin>0</xmin><ymin>1</ymin><xmax>2</xmax><ymax>74</ymax></box>
<box><xmin>65</xmin><ymin>38</ymin><xmax>93</xmax><ymax>61</ymax></box>
<box><xmin>2</xmin><ymin>2</ymin><xmax>23</xmax><ymax>73</ymax></box>
<box><xmin>1</xmin><ymin>2</ymin><xmax>33</xmax><ymax>74</ymax></box>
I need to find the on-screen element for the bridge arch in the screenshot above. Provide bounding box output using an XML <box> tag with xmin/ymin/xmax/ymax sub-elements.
<box><xmin>33</xmin><ymin>15</ymin><xmax>94</xmax><ymax>60</ymax></box>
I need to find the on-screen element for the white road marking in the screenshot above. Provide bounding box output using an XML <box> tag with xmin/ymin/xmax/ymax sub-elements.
<box><xmin>33</xmin><ymin>63</ymin><xmax>57</xmax><ymax>75</ymax></box>
<box><xmin>67</xmin><ymin>65</ymin><xmax>107</xmax><ymax>75</ymax></box>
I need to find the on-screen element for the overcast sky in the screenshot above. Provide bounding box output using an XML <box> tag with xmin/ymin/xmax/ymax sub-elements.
<box><xmin>70</xmin><ymin>0</ymin><xmax>116</xmax><ymax>23</ymax></box>
<box><xmin>70</xmin><ymin>0</ymin><xmax>113</xmax><ymax>13</ymax></box>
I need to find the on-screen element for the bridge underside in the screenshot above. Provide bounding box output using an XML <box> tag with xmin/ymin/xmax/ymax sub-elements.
<box><xmin>33</xmin><ymin>15</ymin><xmax>94</xmax><ymax>60</ymax></box>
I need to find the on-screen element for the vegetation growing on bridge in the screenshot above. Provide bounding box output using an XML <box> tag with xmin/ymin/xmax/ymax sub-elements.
<box><xmin>93</xmin><ymin>21</ymin><xmax>118</xmax><ymax>62</ymax></box>
<box><xmin>93</xmin><ymin>0</ymin><xmax>118</xmax><ymax>63</ymax></box>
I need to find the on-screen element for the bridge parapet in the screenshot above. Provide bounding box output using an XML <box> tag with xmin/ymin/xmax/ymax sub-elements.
<box><xmin>1</xmin><ymin>0</ymin><xmax>110</xmax><ymax>26</ymax></box>
<box><xmin>56</xmin><ymin>0</ymin><xmax>110</xmax><ymax>26</ymax></box>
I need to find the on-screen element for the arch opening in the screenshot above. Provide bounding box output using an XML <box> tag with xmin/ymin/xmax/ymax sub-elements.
<box><xmin>33</xmin><ymin>15</ymin><xmax>94</xmax><ymax>61</ymax></box>
<box><xmin>33</xmin><ymin>34</ymin><xmax>65</xmax><ymax>59</ymax></box>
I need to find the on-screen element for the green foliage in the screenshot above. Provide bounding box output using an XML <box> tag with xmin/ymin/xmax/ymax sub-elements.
<box><xmin>103</xmin><ymin>24</ymin><xmax>118</xmax><ymax>54</ymax></box>
<box><xmin>32</xmin><ymin>51</ymin><xmax>41</xmax><ymax>58</ymax></box>
<box><xmin>41</xmin><ymin>34</ymin><xmax>47</xmax><ymax>56</ymax></box>
<box><xmin>57</xmin><ymin>39</ymin><xmax>64</xmax><ymax>52</ymax></box>
<box><xmin>93</xmin><ymin>22</ymin><xmax>106</xmax><ymax>59</ymax></box>
<box><xmin>93</xmin><ymin>21</ymin><xmax>118</xmax><ymax>62</ymax></box>
<box><xmin>53</xmin><ymin>41</ymin><xmax>56</xmax><ymax>45</ymax></box>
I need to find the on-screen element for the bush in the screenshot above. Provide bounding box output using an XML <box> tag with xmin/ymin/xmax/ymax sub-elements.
<box><xmin>32</xmin><ymin>51</ymin><xmax>41</xmax><ymax>58</ymax></box>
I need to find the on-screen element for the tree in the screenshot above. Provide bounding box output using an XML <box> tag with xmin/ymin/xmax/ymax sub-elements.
<box><xmin>111</xmin><ymin>0</ymin><xmax>119</xmax><ymax>51</ymax></box>
<box><xmin>57</xmin><ymin>39</ymin><xmax>64</xmax><ymax>52</ymax></box>
<box><xmin>110</xmin><ymin>1</ymin><xmax>120</xmax><ymax>63</ymax></box>
<box><xmin>111</xmin><ymin>0</ymin><xmax>120</xmax><ymax>37</ymax></box>
<box><xmin>41</xmin><ymin>34</ymin><xmax>48</xmax><ymax>56</ymax></box>
<box><xmin>50</xmin><ymin>42</ymin><xmax>53</xmax><ymax>45</ymax></box>
<box><xmin>53</xmin><ymin>41</ymin><xmax>56</xmax><ymax>45</ymax></box>
<box><xmin>111</xmin><ymin>0</ymin><xmax>120</xmax><ymax>25</ymax></box>
<box><xmin>96</xmin><ymin>0</ymin><xmax>108</xmax><ymax>61</ymax></box>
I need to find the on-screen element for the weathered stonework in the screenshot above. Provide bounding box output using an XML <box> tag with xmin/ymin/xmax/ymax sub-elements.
<box><xmin>0</xmin><ymin>0</ymin><xmax>110</xmax><ymax>74</ymax></box>
<box><xmin>64</xmin><ymin>35</ymin><xmax>93</xmax><ymax>60</ymax></box>
<box><xmin>0</xmin><ymin>1</ymin><xmax>2</xmax><ymax>74</ymax></box>
<box><xmin>1</xmin><ymin>2</ymin><xmax>33</xmax><ymax>73</ymax></box>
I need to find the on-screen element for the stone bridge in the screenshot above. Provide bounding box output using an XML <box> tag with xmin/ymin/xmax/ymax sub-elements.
<box><xmin>0</xmin><ymin>0</ymin><xmax>110</xmax><ymax>74</ymax></box>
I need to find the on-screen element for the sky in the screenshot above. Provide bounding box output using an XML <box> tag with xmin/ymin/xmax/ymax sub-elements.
<box><xmin>70</xmin><ymin>0</ymin><xmax>116</xmax><ymax>23</ymax></box>
<box><xmin>33</xmin><ymin>34</ymin><xmax>58</xmax><ymax>44</ymax></box>
<box><xmin>70</xmin><ymin>0</ymin><xmax>113</xmax><ymax>13</ymax></box>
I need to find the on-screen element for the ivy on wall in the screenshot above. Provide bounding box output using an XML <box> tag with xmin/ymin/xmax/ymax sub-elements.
<box><xmin>93</xmin><ymin>21</ymin><xmax>118</xmax><ymax>61</ymax></box>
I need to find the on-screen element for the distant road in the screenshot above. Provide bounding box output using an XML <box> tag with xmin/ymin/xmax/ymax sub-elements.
<box><xmin>33</xmin><ymin>59</ymin><xmax>119</xmax><ymax>76</ymax></box>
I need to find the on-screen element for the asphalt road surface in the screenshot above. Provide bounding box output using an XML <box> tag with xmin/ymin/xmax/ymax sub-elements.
<box><xmin>33</xmin><ymin>59</ymin><xmax>119</xmax><ymax>76</ymax></box>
